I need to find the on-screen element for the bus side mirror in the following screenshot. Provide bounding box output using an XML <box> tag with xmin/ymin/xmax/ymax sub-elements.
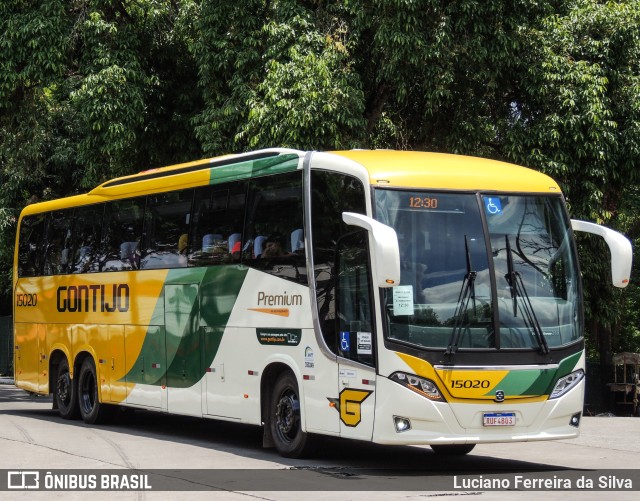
<box><xmin>342</xmin><ymin>212</ymin><xmax>400</xmax><ymax>288</ymax></box>
<box><xmin>571</xmin><ymin>219</ymin><xmax>633</xmax><ymax>288</ymax></box>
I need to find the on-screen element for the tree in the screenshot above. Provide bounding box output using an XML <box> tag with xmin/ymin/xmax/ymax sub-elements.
<box><xmin>0</xmin><ymin>0</ymin><xmax>202</xmax><ymax>313</ymax></box>
<box><xmin>501</xmin><ymin>0</ymin><xmax>640</xmax><ymax>380</ymax></box>
<box><xmin>191</xmin><ymin>1</ymin><xmax>366</xmax><ymax>152</ymax></box>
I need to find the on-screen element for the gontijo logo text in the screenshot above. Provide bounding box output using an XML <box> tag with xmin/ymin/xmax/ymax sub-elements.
<box><xmin>56</xmin><ymin>284</ymin><xmax>130</xmax><ymax>313</ymax></box>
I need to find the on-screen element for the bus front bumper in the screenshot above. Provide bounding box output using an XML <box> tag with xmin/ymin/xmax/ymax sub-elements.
<box><xmin>372</xmin><ymin>376</ymin><xmax>583</xmax><ymax>445</ymax></box>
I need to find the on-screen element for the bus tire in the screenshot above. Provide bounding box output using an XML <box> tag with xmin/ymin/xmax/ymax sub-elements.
<box><xmin>78</xmin><ymin>357</ymin><xmax>113</xmax><ymax>425</ymax></box>
<box><xmin>269</xmin><ymin>371</ymin><xmax>314</xmax><ymax>458</ymax></box>
<box><xmin>55</xmin><ymin>357</ymin><xmax>79</xmax><ymax>420</ymax></box>
<box><xmin>430</xmin><ymin>444</ymin><xmax>476</xmax><ymax>455</ymax></box>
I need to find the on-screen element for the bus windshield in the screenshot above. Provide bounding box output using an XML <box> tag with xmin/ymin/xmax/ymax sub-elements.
<box><xmin>375</xmin><ymin>190</ymin><xmax>582</xmax><ymax>351</ymax></box>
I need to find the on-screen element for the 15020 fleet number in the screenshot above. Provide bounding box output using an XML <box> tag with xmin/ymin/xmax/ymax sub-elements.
<box><xmin>450</xmin><ymin>379</ymin><xmax>490</xmax><ymax>389</ymax></box>
<box><xmin>16</xmin><ymin>293</ymin><xmax>38</xmax><ymax>307</ymax></box>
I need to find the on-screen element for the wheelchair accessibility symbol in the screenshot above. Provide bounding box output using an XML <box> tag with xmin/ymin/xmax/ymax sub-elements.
<box><xmin>484</xmin><ymin>197</ymin><xmax>502</xmax><ymax>215</ymax></box>
<box><xmin>340</xmin><ymin>332</ymin><xmax>350</xmax><ymax>352</ymax></box>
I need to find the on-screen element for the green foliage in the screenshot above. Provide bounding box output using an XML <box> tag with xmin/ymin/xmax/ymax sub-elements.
<box><xmin>240</xmin><ymin>5</ymin><xmax>365</xmax><ymax>149</ymax></box>
<box><xmin>348</xmin><ymin>0</ymin><xmax>552</xmax><ymax>153</ymax></box>
<box><xmin>0</xmin><ymin>0</ymin><xmax>202</xmax><ymax>313</ymax></box>
<box><xmin>500</xmin><ymin>0</ymin><xmax>640</xmax><ymax>366</ymax></box>
<box><xmin>505</xmin><ymin>0</ymin><xmax>640</xmax><ymax>220</ymax></box>
<box><xmin>191</xmin><ymin>0</ymin><xmax>265</xmax><ymax>153</ymax></box>
<box><xmin>0</xmin><ymin>0</ymin><xmax>69</xmax><ymax>109</ymax></box>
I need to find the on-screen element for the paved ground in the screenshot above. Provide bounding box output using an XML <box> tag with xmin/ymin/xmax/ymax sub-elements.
<box><xmin>1</xmin><ymin>383</ymin><xmax>639</xmax><ymax>500</ymax></box>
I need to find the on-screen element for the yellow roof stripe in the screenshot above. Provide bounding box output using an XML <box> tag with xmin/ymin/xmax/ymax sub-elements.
<box><xmin>332</xmin><ymin>150</ymin><xmax>560</xmax><ymax>193</ymax></box>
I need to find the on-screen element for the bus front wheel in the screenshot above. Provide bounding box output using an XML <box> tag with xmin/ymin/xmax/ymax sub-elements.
<box><xmin>55</xmin><ymin>357</ymin><xmax>79</xmax><ymax>420</ymax></box>
<box><xmin>269</xmin><ymin>371</ymin><xmax>314</xmax><ymax>458</ymax></box>
<box><xmin>78</xmin><ymin>357</ymin><xmax>113</xmax><ymax>424</ymax></box>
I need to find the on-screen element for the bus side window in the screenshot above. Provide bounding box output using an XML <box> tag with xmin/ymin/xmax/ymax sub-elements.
<box><xmin>310</xmin><ymin>170</ymin><xmax>367</xmax><ymax>356</ymax></box>
<box><xmin>71</xmin><ymin>203</ymin><xmax>104</xmax><ymax>274</ymax></box>
<box><xmin>100</xmin><ymin>197</ymin><xmax>145</xmax><ymax>272</ymax></box>
<box><xmin>42</xmin><ymin>209</ymin><xmax>75</xmax><ymax>276</ymax></box>
<box><xmin>140</xmin><ymin>189</ymin><xmax>193</xmax><ymax>270</ymax></box>
<box><xmin>244</xmin><ymin>171</ymin><xmax>306</xmax><ymax>284</ymax></box>
<box><xmin>189</xmin><ymin>183</ymin><xmax>247</xmax><ymax>267</ymax></box>
<box><xmin>17</xmin><ymin>214</ymin><xmax>46</xmax><ymax>277</ymax></box>
<box><xmin>336</xmin><ymin>230</ymin><xmax>375</xmax><ymax>366</ymax></box>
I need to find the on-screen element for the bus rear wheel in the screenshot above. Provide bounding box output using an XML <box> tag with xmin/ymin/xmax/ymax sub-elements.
<box><xmin>55</xmin><ymin>357</ymin><xmax>79</xmax><ymax>420</ymax></box>
<box><xmin>430</xmin><ymin>444</ymin><xmax>476</xmax><ymax>455</ymax></box>
<box><xmin>269</xmin><ymin>371</ymin><xmax>314</xmax><ymax>458</ymax></box>
<box><xmin>78</xmin><ymin>357</ymin><xmax>113</xmax><ymax>424</ymax></box>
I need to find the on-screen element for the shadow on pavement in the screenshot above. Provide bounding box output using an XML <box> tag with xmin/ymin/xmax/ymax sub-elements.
<box><xmin>0</xmin><ymin>384</ymin><xmax>585</xmax><ymax>475</ymax></box>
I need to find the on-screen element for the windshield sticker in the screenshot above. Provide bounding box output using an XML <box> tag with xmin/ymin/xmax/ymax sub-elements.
<box><xmin>340</xmin><ymin>331</ymin><xmax>350</xmax><ymax>351</ymax></box>
<box><xmin>484</xmin><ymin>197</ymin><xmax>502</xmax><ymax>215</ymax></box>
<box><xmin>393</xmin><ymin>286</ymin><xmax>414</xmax><ymax>315</ymax></box>
<box><xmin>357</xmin><ymin>332</ymin><xmax>372</xmax><ymax>355</ymax></box>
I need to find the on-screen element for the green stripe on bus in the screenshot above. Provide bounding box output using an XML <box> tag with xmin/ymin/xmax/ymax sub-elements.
<box><xmin>482</xmin><ymin>351</ymin><xmax>582</xmax><ymax>397</ymax></box>
<box><xmin>123</xmin><ymin>265</ymin><xmax>248</xmax><ymax>387</ymax></box>
<box><xmin>208</xmin><ymin>153</ymin><xmax>300</xmax><ymax>185</ymax></box>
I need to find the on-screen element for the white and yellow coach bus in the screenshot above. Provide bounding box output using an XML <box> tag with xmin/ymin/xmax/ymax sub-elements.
<box><xmin>13</xmin><ymin>149</ymin><xmax>632</xmax><ymax>457</ymax></box>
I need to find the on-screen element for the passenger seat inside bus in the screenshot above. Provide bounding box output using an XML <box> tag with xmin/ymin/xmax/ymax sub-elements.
<box><xmin>228</xmin><ymin>233</ymin><xmax>241</xmax><ymax>253</ymax></box>
<box><xmin>202</xmin><ymin>233</ymin><xmax>222</xmax><ymax>253</ymax></box>
<box><xmin>253</xmin><ymin>235</ymin><xmax>267</xmax><ymax>258</ymax></box>
<box><xmin>120</xmin><ymin>241</ymin><xmax>139</xmax><ymax>268</ymax></box>
<box><xmin>290</xmin><ymin>228</ymin><xmax>304</xmax><ymax>254</ymax></box>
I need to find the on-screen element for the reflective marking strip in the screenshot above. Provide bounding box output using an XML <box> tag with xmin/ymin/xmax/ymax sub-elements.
<box><xmin>362</xmin><ymin>379</ymin><xmax>375</xmax><ymax>386</ymax></box>
<box><xmin>303</xmin><ymin>375</ymin><xmax>315</xmax><ymax>381</ymax></box>
<box><xmin>248</xmin><ymin>370</ymin><xmax>259</xmax><ymax>376</ymax></box>
<box><xmin>151</xmin><ymin>363</ymin><xmax>161</xmax><ymax>369</ymax></box>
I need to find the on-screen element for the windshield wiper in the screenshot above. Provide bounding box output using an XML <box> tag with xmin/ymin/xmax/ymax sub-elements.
<box><xmin>504</xmin><ymin>235</ymin><xmax>549</xmax><ymax>355</ymax></box>
<box><xmin>445</xmin><ymin>236</ymin><xmax>477</xmax><ymax>357</ymax></box>
<box><xmin>505</xmin><ymin>236</ymin><xmax>518</xmax><ymax>316</ymax></box>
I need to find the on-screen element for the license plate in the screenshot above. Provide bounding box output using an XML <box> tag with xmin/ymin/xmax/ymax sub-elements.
<box><xmin>483</xmin><ymin>412</ymin><xmax>516</xmax><ymax>426</ymax></box>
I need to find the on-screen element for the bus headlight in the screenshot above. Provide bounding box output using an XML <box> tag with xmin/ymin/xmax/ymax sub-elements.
<box><xmin>389</xmin><ymin>372</ymin><xmax>445</xmax><ymax>402</ymax></box>
<box><xmin>549</xmin><ymin>369</ymin><xmax>584</xmax><ymax>399</ymax></box>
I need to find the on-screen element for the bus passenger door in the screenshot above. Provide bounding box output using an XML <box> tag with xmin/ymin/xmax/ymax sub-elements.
<box><xmin>335</xmin><ymin>231</ymin><xmax>377</xmax><ymax>441</ymax></box>
<box><xmin>337</xmin><ymin>361</ymin><xmax>376</xmax><ymax>441</ymax></box>
<box><xmin>165</xmin><ymin>283</ymin><xmax>202</xmax><ymax>416</ymax></box>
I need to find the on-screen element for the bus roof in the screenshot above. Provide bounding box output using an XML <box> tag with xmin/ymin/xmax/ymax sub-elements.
<box><xmin>331</xmin><ymin>150</ymin><xmax>561</xmax><ymax>193</ymax></box>
<box><xmin>20</xmin><ymin>149</ymin><xmax>560</xmax><ymax>216</ymax></box>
